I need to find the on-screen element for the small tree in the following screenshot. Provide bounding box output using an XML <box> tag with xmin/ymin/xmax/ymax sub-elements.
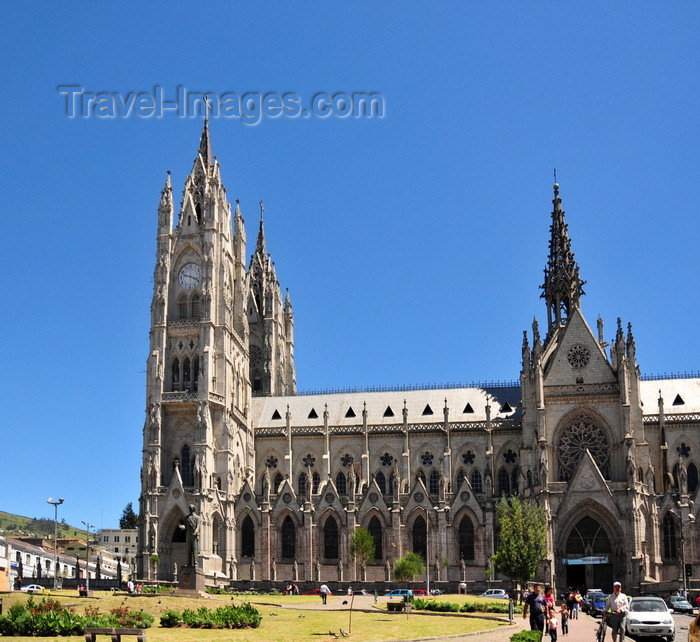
<box><xmin>149</xmin><ymin>554</ymin><xmax>160</xmax><ymax>581</ymax></box>
<box><xmin>393</xmin><ymin>552</ymin><xmax>425</xmax><ymax>583</ymax></box>
<box><xmin>349</xmin><ymin>526</ymin><xmax>375</xmax><ymax>573</ymax></box>
<box><xmin>492</xmin><ymin>495</ymin><xmax>547</xmax><ymax>591</ymax></box>
<box><xmin>119</xmin><ymin>502</ymin><xmax>139</xmax><ymax>529</ymax></box>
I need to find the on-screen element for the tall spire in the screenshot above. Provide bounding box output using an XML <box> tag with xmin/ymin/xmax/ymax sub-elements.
<box><xmin>255</xmin><ymin>200</ymin><xmax>267</xmax><ymax>257</ymax></box>
<box><xmin>541</xmin><ymin>182</ymin><xmax>585</xmax><ymax>335</ymax></box>
<box><xmin>198</xmin><ymin>110</ymin><xmax>213</xmax><ymax>167</ymax></box>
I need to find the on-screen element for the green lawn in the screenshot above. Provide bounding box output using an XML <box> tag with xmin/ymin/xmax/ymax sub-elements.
<box><xmin>0</xmin><ymin>590</ymin><xmax>515</xmax><ymax>641</ymax></box>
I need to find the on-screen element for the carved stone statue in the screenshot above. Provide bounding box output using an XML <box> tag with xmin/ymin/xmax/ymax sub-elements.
<box><xmin>184</xmin><ymin>504</ymin><xmax>200</xmax><ymax>566</ymax></box>
<box><xmin>337</xmin><ymin>560</ymin><xmax>343</xmax><ymax>581</ymax></box>
<box><xmin>293</xmin><ymin>559</ymin><xmax>299</xmax><ymax>581</ymax></box>
<box><xmin>249</xmin><ymin>557</ymin><xmax>256</xmax><ymax>580</ymax></box>
<box><xmin>271</xmin><ymin>556</ymin><xmax>277</xmax><ymax>581</ymax></box>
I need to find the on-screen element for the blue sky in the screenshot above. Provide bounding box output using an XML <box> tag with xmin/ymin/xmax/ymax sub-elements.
<box><xmin>2</xmin><ymin>2</ymin><xmax>699</xmax><ymax>531</ymax></box>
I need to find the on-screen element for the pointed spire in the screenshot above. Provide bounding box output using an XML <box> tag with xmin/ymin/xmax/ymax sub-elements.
<box><xmin>541</xmin><ymin>182</ymin><xmax>586</xmax><ymax>336</ymax></box>
<box><xmin>198</xmin><ymin>118</ymin><xmax>213</xmax><ymax>167</ymax></box>
<box><xmin>233</xmin><ymin>198</ymin><xmax>246</xmax><ymax>244</ymax></box>
<box><xmin>284</xmin><ymin>288</ymin><xmax>293</xmax><ymax>312</ymax></box>
<box><xmin>255</xmin><ymin>200</ymin><xmax>267</xmax><ymax>258</ymax></box>
<box><xmin>158</xmin><ymin>170</ymin><xmax>174</xmax><ymax>228</ymax></box>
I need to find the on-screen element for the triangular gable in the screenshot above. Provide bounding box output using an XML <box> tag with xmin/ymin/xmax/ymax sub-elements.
<box><xmin>556</xmin><ymin>450</ymin><xmax>619</xmax><ymax>522</ymax></box>
<box><xmin>542</xmin><ymin>307</ymin><xmax>616</xmax><ymax>386</ymax></box>
<box><xmin>357</xmin><ymin>477</ymin><xmax>390</xmax><ymax>518</ymax></box>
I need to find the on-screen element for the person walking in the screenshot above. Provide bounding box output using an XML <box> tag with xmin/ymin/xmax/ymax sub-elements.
<box><xmin>320</xmin><ymin>583</ymin><xmax>331</xmax><ymax>605</ymax></box>
<box><xmin>548</xmin><ymin>612</ymin><xmax>559</xmax><ymax>642</ymax></box>
<box><xmin>560</xmin><ymin>603</ymin><xmax>569</xmax><ymax>636</ymax></box>
<box><xmin>604</xmin><ymin>582</ymin><xmax>629</xmax><ymax>642</ymax></box>
<box><xmin>522</xmin><ymin>583</ymin><xmax>547</xmax><ymax>631</ymax></box>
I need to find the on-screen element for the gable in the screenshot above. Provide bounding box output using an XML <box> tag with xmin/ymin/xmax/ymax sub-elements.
<box><xmin>543</xmin><ymin>308</ymin><xmax>616</xmax><ymax>387</ymax></box>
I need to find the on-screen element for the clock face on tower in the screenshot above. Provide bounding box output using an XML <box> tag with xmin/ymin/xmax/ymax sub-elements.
<box><xmin>178</xmin><ymin>263</ymin><xmax>202</xmax><ymax>290</ymax></box>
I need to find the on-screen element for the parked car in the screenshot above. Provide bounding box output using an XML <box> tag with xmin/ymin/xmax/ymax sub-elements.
<box><xmin>589</xmin><ymin>593</ymin><xmax>608</xmax><ymax>618</ymax></box>
<box><xmin>385</xmin><ymin>589</ymin><xmax>413</xmax><ymax>597</ymax></box>
<box><xmin>351</xmin><ymin>589</ymin><xmax>372</xmax><ymax>596</ymax></box>
<box><xmin>626</xmin><ymin>596</ymin><xmax>675</xmax><ymax>641</ymax></box>
<box><xmin>582</xmin><ymin>589</ymin><xmax>604</xmax><ymax>613</ymax></box>
<box><xmin>480</xmin><ymin>589</ymin><xmax>509</xmax><ymax>599</ymax></box>
<box><xmin>412</xmin><ymin>589</ymin><xmax>427</xmax><ymax>597</ymax></box>
<box><xmin>20</xmin><ymin>584</ymin><xmax>45</xmax><ymax>594</ymax></box>
<box><xmin>668</xmin><ymin>595</ymin><xmax>694</xmax><ymax>614</ymax></box>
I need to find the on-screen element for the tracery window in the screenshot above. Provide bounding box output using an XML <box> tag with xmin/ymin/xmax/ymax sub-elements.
<box><xmin>180</xmin><ymin>444</ymin><xmax>193</xmax><ymax>487</ymax></box>
<box><xmin>429</xmin><ymin>469</ymin><xmax>440</xmax><ymax>495</ymax></box>
<box><xmin>273</xmin><ymin>472</ymin><xmax>284</xmax><ymax>493</ymax></box>
<box><xmin>323</xmin><ymin>517</ymin><xmax>339</xmax><ymax>559</ymax></box>
<box><xmin>298</xmin><ymin>472</ymin><xmax>307</xmax><ymax>497</ymax></box>
<box><xmin>172</xmin><ymin>359</ymin><xmax>180</xmax><ymax>390</ymax></box>
<box><xmin>241</xmin><ymin>515</ymin><xmax>255</xmax><ymax>557</ymax></box>
<box><xmin>662</xmin><ymin>512</ymin><xmax>678</xmax><ymax>560</ymax></box>
<box><xmin>336</xmin><ymin>471</ymin><xmax>346</xmax><ymax>495</ymax></box>
<box><xmin>412</xmin><ymin>515</ymin><xmax>426</xmax><ymax>560</ymax></box>
<box><xmin>368</xmin><ymin>515</ymin><xmax>383</xmax><ymax>559</ymax></box>
<box><xmin>470</xmin><ymin>470</ymin><xmax>483</xmax><ymax>493</ymax></box>
<box><xmin>193</xmin><ymin>357</ymin><xmax>199</xmax><ymax>392</ymax></box>
<box><xmin>688</xmin><ymin>462</ymin><xmax>698</xmax><ymax>494</ymax></box>
<box><xmin>281</xmin><ymin>516</ymin><xmax>296</xmax><ymax>559</ymax></box>
<box><xmin>191</xmin><ymin>294</ymin><xmax>200</xmax><ymax>318</ymax></box>
<box><xmin>376</xmin><ymin>471</ymin><xmax>386</xmax><ymax>494</ymax></box>
<box><xmin>183</xmin><ymin>357</ymin><xmax>191</xmax><ymax>390</ymax></box>
<box><xmin>458</xmin><ymin>515</ymin><xmax>475</xmax><ymax>560</ymax></box>
<box><xmin>312</xmin><ymin>471</ymin><xmax>321</xmax><ymax>494</ymax></box>
<box><xmin>178</xmin><ymin>295</ymin><xmax>188</xmax><ymax>319</ymax></box>
<box><xmin>455</xmin><ymin>468</ymin><xmax>466</xmax><ymax>490</ymax></box>
<box><xmin>416</xmin><ymin>469</ymin><xmax>426</xmax><ymax>486</ymax></box>
<box><xmin>557</xmin><ymin>415</ymin><xmax>610</xmax><ymax>481</ymax></box>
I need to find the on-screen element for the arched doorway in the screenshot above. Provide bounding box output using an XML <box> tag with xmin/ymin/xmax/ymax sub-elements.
<box><xmin>563</xmin><ymin>516</ymin><xmax>613</xmax><ymax>590</ymax></box>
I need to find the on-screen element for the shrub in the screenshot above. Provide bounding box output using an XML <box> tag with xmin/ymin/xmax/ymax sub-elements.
<box><xmin>160</xmin><ymin>610</ymin><xmax>182</xmax><ymax>627</ymax></box>
<box><xmin>510</xmin><ymin>631</ymin><xmax>542</xmax><ymax>642</ymax></box>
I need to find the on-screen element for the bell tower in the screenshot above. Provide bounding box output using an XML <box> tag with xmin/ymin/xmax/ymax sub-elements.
<box><xmin>139</xmin><ymin>121</ymin><xmax>253</xmax><ymax>581</ymax></box>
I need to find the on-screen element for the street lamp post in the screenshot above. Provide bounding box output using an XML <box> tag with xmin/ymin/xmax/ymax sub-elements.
<box><xmin>47</xmin><ymin>498</ymin><xmax>64</xmax><ymax>591</ymax></box>
<box><xmin>425</xmin><ymin>505</ymin><xmax>439</xmax><ymax>596</ymax></box>
<box><xmin>670</xmin><ymin>501</ymin><xmax>696</xmax><ymax>598</ymax></box>
<box><xmin>81</xmin><ymin>521</ymin><xmax>94</xmax><ymax>592</ymax></box>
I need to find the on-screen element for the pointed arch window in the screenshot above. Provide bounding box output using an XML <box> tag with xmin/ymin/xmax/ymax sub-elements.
<box><xmin>376</xmin><ymin>471</ymin><xmax>386</xmax><ymax>494</ymax></box>
<box><xmin>172</xmin><ymin>359</ymin><xmax>180</xmax><ymax>391</ymax></box>
<box><xmin>281</xmin><ymin>516</ymin><xmax>296</xmax><ymax>559</ymax></box>
<box><xmin>459</xmin><ymin>515</ymin><xmax>475</xmax><ymax>560</ymax></box>
<box><xmin>323</xmin><ymin>516</ymin><xmax>339</xmax><ymax>559</ymax></box>
<box><xmin>470</xmin><ymin>470</ymin><xmax>483</xmax><ymax>494</ymax></box>
<box><xmin>183</xmin><ymin>357</ymin><xmax>191</xmax><ymax>390</ymax></box>
<box><xmin>416</xmin><ymin>469</ymin><xmax>426</xmax><ymax>486</ymax></box>
<box><xmin>412</xmin><ymin>515</ymin><xmax>427</xmax><ymax>560</ymax></box>
<box><xmin>297</xmin><ymin>472</ymin><xmax>307</xmax><ymax>497</ymax></box>
<box><xmin>241</xmin><ymin>515</ymin><xmax>255</xmax><ymax>557</ymax></box>
<box><xmin>312</xmin><ymin>471</ymin><xmax>321</xmax><ymax>494</ymax></box>
<box><xmin>663</xmin><ymin>512</ymin><xmax>678</xmax><ymax>560</ymax></box>
<box><xmin>688</xmin><ymin>462</ymin><xmax>698</xmax><ymax>494</ymax></box>
<box><xmin>336</xmin><ymin>471</ymin><xmax>346</xmax><ymax>495</ymax></box>
<box><xmin>273</xmin><ymin>472</ymin><xmax>284</xmax><ymax>493</ymax></box>
<box><xmin>193</xmin><ymin>357</ymin><xmax>200</xmax><ymax>392</ymax></box>
<box><xmin>456</xmin><ymin>469</ymin><xmax>466</xmax><ymax>490</ymax></box>
<box><xmin>191</xmin><ymin>293</ymin><xmax>200</xmax><ymax>318</ymax></box>
<box><xmin>368</xmin><ymin>515</ymin><xmax>383</xmax><ymax>559</ymax></box>
<box><xmin>178</xmin><ymin>295</ymin><xmax>188</xmax><ymax>319</ymax></box>
<box><xmin>429</xmin><ymin>470</ymin><xmax>440</xmax><ymax>495</ymax></box>
<box><xmin>498</xmin><ymin>468</ymin><xmax>511</xmax><ymax>496</ymax></box>
<box><xmin>181</xmin><ymin>444</ymin><xmax>194</xmax><ymax>487</ymax></box>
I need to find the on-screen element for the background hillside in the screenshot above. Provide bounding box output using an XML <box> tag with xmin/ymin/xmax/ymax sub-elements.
<box><xmin>0</xmin><ymin>510</ymin><xmax>88</xmax><ymax>540</ymax></box>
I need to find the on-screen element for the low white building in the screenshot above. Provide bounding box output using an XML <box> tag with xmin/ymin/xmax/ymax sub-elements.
<box><xmin>99</xmin><ymin>529</ymin><xmax>138</xmax><ymax>577</ymax></box>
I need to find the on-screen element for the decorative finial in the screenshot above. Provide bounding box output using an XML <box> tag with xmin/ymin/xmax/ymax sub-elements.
<box><xmin>204</xmin><ymin>95</ymin><xmax>210</xmax><ymax>122</ymax></box>
<box><xmin>259</xmin><ymin>200</ymin><xmax>265</xmax><ymax>222</ymax></box>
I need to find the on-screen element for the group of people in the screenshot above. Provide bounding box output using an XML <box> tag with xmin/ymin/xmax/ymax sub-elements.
<box><xmin>523</xmin><ymin>582</ymin><xmax>629</xmax><ymax>642</ymax></box>
<box><xmin>285</xmin><ymin>583</ymin><xmax>299</xmax><ymax>595</ymax></box>
<box><xmin>522</xmin><ymin>584</ymin><xmax>568</xmax><ymax>640</ymax></box>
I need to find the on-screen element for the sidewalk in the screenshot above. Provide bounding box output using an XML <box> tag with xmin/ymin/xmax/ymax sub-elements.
<box><xmin>540</xmin><ymin>611</ymin><xmax>628</xmax><ymax>642</ymax></box>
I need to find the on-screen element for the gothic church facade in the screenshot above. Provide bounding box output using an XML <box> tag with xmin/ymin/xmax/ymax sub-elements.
<box><xmin>139</xmin><ymin>125</ymin><xmax>699</xmax><ymax>593</ymax></box>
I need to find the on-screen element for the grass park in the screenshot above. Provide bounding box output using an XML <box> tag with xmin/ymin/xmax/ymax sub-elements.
<box><xmin>0</xmin><ymin>589</ymin><xmax>520</xmax><ymax>641</ymax></box>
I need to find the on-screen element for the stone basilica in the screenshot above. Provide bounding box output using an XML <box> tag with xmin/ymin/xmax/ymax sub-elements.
<box><xmin>138</xmin><ymin>123</ymin><xmax>698</xmax><ymax>594</ymax></box>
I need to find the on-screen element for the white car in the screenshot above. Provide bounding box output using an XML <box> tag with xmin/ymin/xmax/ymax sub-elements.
<box><xmin>625</xmin><ymin>596</ymin><xmax>675</xmax><ymax>641</ymax></box>
<box><xmin>20</xmin><ymin>584</ymin><xmax>44</xmax><ymax>594</ymax></box>
<box><xmin>480</xmin><ymin>588</ymin><xmax>509</xmax><ymax>599</ymax></box>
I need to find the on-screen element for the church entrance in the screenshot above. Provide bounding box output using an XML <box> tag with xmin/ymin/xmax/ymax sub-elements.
<box><xmin>562</xmin><ymin>516</ymin><xmax>614</xmax><ymax>591</ymax></box>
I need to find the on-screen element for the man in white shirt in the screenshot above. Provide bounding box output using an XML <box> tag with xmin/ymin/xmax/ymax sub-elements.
<box><xmin>604</xmin><ymin>582</ymin><xmax>629</xmax><ymax>642</ymax></box>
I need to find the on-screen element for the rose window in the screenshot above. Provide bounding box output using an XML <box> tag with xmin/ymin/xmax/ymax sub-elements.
<box><xmin>341</xmin><ymin>453</ymin><xmax>354</xmax><ymax>467</ymax></box>
<box><xmin>265</xmin><ymin>456</ymin><xmax>278</xmax><ymax>469</ymax></box>
<box><xmin>380</xmin><ymin>452</ymin><xmax>394</xmax><ymax>467</ymax></box>
<box><xmin>421</xmin><ymin>451</ymin><xmax>433</xmax><ymax>466</ymax></box>
<box><xmin>567</xmin><ymin>344</ymin><xmax>590</xmax><ymax>368</ymax></box>
<box><xmin>462</xmin><ymin>450</ymin><xmax>475</xmax><ymax>465</ymax></box>
<box><xmin>557</xmin><ymin>415</ymin><xmax>610</xmax><ymax>481</ymax></box>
